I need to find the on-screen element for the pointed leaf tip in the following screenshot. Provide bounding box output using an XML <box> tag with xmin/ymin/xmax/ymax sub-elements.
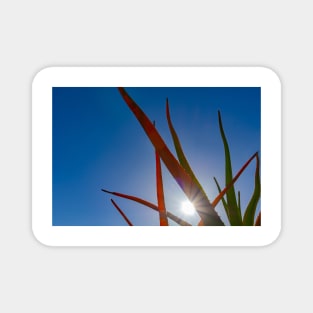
<box><xmin>217</xmin><ymin>110</ymin><xmax>242</xmax><ymax>225</ymax></box>
<box><xmin>243</xmin><ymin>152</ymin><xmax>261</xmax><ymax>226</ymax></box>
<box><xmin>110</xmin><ymin>199</ymin><xmax>133</xmax><ymax>226</ymax></box>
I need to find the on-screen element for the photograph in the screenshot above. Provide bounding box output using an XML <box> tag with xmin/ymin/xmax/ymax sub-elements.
<box><xmin>53</xmin><ymin>86</ymin><xmax>261</xmax><ymax>227</ymax></box>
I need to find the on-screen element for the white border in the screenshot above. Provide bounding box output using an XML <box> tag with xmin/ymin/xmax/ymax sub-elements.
<box><xmin>32</xmin><ymin>67</ymin><xmax>281</xmax><ymax>246</ymax></box>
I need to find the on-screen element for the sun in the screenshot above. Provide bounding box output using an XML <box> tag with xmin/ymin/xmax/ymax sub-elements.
<box><xmin>181</xmin><ymin>200</ymin><xmax>196</xmax><ymax>215</ymax></box>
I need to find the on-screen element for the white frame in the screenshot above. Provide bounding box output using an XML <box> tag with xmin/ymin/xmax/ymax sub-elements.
<box><xmin>32</xmin><ymin>67</ymin><xmax>281</xmax><ymax>246</ymax></box>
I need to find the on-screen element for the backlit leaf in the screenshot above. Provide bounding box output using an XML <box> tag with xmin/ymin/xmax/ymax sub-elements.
<box><xmin>117</xmin><ymin>87</ymin><xmax>224</xmax><ymax>226</ymax></box>
<box><xmin>102</xmin><ymin>189</ymin><xmax>191</xmax><ymax>226</ymax></box>
<box><xmin>155</xmin><ymin>122</ymin><xmax>168</xmax><ymax>226</ymax></box>
<box><xmin>218</xmin><ymin>111</ymin><xmax>242</xmax><ymax>225</ymax></box>
<box><xmin>110</xmin><ymin>199</ymin><xmax>133</xmax><ymax>226</ymax></box>
<box><xmin>166</xmin><ymin>99</ymin><xmax>207</xmax><ymax>197</ymax></box>
<box><xmin>243</xmin><ymin>152</ymin><xmax>261</xmax><ymax>226</ymax></box>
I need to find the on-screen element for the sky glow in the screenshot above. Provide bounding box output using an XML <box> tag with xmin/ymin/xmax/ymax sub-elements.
<box><xmin>53</xmin><ymin>87</ymin><xmax>260</xmax><ymax>226</ymax></box>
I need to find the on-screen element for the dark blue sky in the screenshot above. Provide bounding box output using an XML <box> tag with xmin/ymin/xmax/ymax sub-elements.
<box><xmin>52</xmin><ymin>87</ymin><xmax>260</xmax><ymax>226</ymax></box>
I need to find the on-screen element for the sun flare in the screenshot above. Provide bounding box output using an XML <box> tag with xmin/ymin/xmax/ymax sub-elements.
<box><xmin>181</xmin><ymin>200</ymin><xmax>196</xmax><ymax>215</ymax></box>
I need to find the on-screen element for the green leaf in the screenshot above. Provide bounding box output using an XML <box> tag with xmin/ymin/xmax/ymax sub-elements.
<box><xmin>243</xmin><ymin>152</ymin><xmax>261</xmax><ymax>226</ymax></box>
<box><xmin>213</xmin><ymin>152</ymin><xmax>258</xmax><ymax>225</ymax></box>
<box><xmin>213</xmin><ymin>177</ymin><xmax>231</xmax><ymax>223</ymax></box>
<box><xmin>212</xmin><ymin>152</ymin><xmax>257</xmax><ymax>208</ymax></box>
<box><xmin>218</xmin><ymin>111</ymin><xmax>242</xmax><ymax>225</ymax></box>
<box><xmin>166</xmin><ymin>99</ymin><xmax>207</xmax><ymax>198</ymax></box>
<box><xmin>237</xmin><ymin>191</ymin><xmax>241</xmax><ymax>211</ymax></box>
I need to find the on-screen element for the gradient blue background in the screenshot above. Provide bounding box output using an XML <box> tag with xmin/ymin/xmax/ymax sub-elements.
<box><xmin>53</xmin><ymin>87</ymin><xmax>260</xmax><ymax>226</ymax></box>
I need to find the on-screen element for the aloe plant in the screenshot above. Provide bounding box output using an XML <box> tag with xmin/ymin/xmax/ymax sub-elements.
<box><xmin>102</xmin><ymin>87</ymin><xmax>261</xmax><ymax>226</ymax></box>
<box><xmin>214</xmin><ymin>111</ymin><xmax>261</xmax><ymax>226</ymax></box>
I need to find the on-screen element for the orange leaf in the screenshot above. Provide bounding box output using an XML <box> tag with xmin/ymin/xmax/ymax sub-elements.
<box><xmin>110</xmin><ymin>199</ymin><xmax>133</xmax><ymax>226</ymax></box>
<box><xmin>155</xmin><ymin>145</ymin><xmax>168</xmax><ymax>226</ymax></box>
<box><xmin>102</xmin><ymin>189</ymin><xmax>191</xmax><ymax>226</ymax></box>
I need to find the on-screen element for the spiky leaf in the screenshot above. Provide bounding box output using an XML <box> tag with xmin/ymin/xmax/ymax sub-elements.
<box><xmin>243</xmin><ymin>152</ymin><xmax>261</xmax><ymax>226</ymax></box>
<box><xmin>218</xmin><ymin>110</ymin><xmax>242</xmax><ymax>225</ymax></box>
<box><xmin>110</xmin><ymin>199</ymin><xmax>133</xmax><ymax>226</ymax></box>
<box><xmin>166</xmin><ymin>99</ymin><xmax>207</xmax><ymax>197</ymax></box>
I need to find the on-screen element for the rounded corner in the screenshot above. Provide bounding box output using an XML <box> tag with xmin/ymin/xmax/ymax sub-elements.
<box><xmin>32</xmin><ymin>66</ymin><xmax>56</xmax><ymax>88</ymax></box>
<box><xmin>31</xmin><ymin>225</ymin><xmax>54</xmax><ymax>248</ymax></box>
<box><xmin>260</xmin><ymin>225</ymin><xmax>282</xmax><ymax>247</ymax></box>
<box><xmin>257</xmin><ymin>66</ymin><xmax>282</xmax><ymax>87</ymax></box>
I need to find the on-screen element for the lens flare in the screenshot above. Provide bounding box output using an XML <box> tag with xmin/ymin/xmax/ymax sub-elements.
<box><xmin>181</xmin><ymin>200</ymin><xmax>196</xmax><ymax>215</ymax></box>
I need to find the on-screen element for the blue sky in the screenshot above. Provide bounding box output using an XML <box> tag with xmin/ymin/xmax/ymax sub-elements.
<box><xmin>52</xmin><ymin>87</ymin><xmax>260</xmax><ymax>226</ymax></box>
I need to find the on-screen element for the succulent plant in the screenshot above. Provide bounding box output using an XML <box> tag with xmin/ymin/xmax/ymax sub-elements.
<box><xmin>102</xmin><ymin>87</ymin><xmax>260</xmax><ymax>226</ymax></box>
